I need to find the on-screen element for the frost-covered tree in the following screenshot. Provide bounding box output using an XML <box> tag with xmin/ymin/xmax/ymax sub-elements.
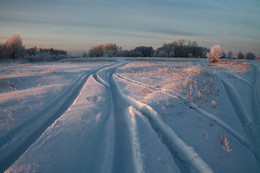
<box><xmin>89</xmin><ymin>44</ymin><xmax>104</xmax><ymax>57</ymax></box>
<box><xmin>88</xmin><ymin>43</ymin><xmax>119</xmax><ymax>57</ymax></box>
<box><xmin>172</xmin><ymin>39</ymin><xmax>186</xmax><ymax>46</ymax></box>
<box><xmin>103</xmin><ymin>43</ymin><xmax>118</xmax><ymax>53</ymax></box>
<box><xmin>153</xmin><ymin>40</ymin><xmax>208</xmax><ymax>58</ymax></box>
<box><xmin>246</xmin><ymin>52</ymin><xmax>255</xmax><ymax>60</ymax></box>
<box><xmin>207</xmin><ymin>45</ymin><xmax>224</xmax><ymax>63</ymax></box>
<box><xmin>4</xmin><ymin>34</ymin><xmax>25</xmax><ymax>59</ymax></box>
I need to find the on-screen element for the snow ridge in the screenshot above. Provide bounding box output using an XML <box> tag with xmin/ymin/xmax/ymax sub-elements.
<box><xmin>0</xmin><ymin>63</ymin><xmax>117</xmax><ymax>173</ymax></box>
<box><xmin>111</xmin><ymin>70</ymin><xmax>213</xmax><ymax>173</ymax></box>
<box><xmin>213</xmin><ymin>65</ymin><xmax>260</xmax><ymax>164</ymax></box>
<box><xmin>126</xmin><ymin>106</ymin><xmax>145</xmax><ymax>173</ymax></box>
<box><xmin>115</xmin><ymin>73</ymin><xmax>251</xmax><ymax>151</ymax></box>
<box><xmin>93</xmin><ymin>72</ymin><xmax>110</xmax><ymax>88</ymax></box>
<box><xmin>200</xmin><ymin>61</ymin><xmax>260</xmax><ymax>164</ymax></box>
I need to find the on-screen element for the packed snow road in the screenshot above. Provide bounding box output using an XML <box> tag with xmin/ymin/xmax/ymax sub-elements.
<box><xmin>0</xmin><ymin>58</ymin><xmax>260</xmax><ymax>173</ymax></box>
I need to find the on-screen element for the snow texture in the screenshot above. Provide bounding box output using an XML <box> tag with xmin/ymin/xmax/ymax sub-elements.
<box><xmin>1</xmin><ymin>58</ymin><xmax>259</xmax><ymax>173</ymax></box>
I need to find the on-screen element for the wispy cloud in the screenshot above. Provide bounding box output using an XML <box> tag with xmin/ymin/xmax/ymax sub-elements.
<box><xmin>0</xmin><ymin>0</ymin><xmax>259</xmax><ymax>54</ymax></box>
<box><xmin>142</xmin><ymin>28</ymin><xmax>196</xmax><ymax>37</ymax></box>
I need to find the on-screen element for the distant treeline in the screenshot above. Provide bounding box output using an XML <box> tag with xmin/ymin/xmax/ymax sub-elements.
<box><xmin>0</xmin><ymin>35</ymin><xmax>67</xmax><ymax>61</ymax></box>
<box><xmin>87</xmin><ymin>39</ymin><xmax>209</xmax><ymax>58</ymax></box>
<box><xmin>0</xmin><ymin>35</ymin><xmax>257</xmax><ymax>60</ymax></box>
<box><xmin>86</xmin><ymin>39</ymin><xmax>256</xmax><ymax>59</ymax></box>
<box><xmin>27</xmin><ymin>47</ymin><xmax>67</xmax><ymax>57</ymax></box>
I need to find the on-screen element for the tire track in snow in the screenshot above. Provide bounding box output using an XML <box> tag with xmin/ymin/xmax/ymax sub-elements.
<box><xmin>219</xmin><ymin>77</ymin><xmax>260</xmax><ymax>162</ymax></box>
<box><xmin>92</xmin><ymin>72</ymin><xmax>110</xmax><ymax>89</ymax></box>
<box><xmin>115</xmin><ymin>73</ymin><xmax>251</xmax><ymax>151</ymax></box>
<box><xmin>213</xmin><ymin>64</ymin><xmax>260</xmax><ymax>164</ymax></box>
<box><xmin>111</xmin><ymin>70</ymin><xmax>213</xmax><ymax>173</ymax></box>
<box><xmin>251</xmin><ymin>62</ymin><xmax>260</xmax><ymax>122</ymax></box>
<box><xmin>219</xmin><ymin>78</ymin><xmax>252</xmax><ymax>128</ymax></box>
<box><xmin>125</xmin><ymin>106</ymin><xmax>144</xmax><ymax>173</ymax></box>
<box><xmin>0</xmin><ymin>63</ymin><xmax>116</xmax><ymax>173</ymax></box>
<box><xmin>94</xmin><ymin>61</ymin><xmax>145</xmax><ymax>173</ymax></box>
<box><xmin>77</xmin><ymin>75</ymin><xmax>115</xmax><ymax>173</ymax></box>
<box><xmin>222</xmin><ymin>71</ymin><xmax>252</xmax><ymax>88</ymax></box>
<box><xmin>109</xmin><ymin>69</ymin><xmax>146</xmax><ymax>173</ymax></box>
<box><xmin>251</xmin><ymin>63</ymin><xmax>260</xmax><ymax>163</ymax></box>
<box><xmin>0</xmin><ymin>63</ymin><xmax>115</xmax><ymax>149</ymax></box>
<box><xmin>108</xmin><ymin>68</ymin><xmax>136</xmax><ymax>173</ymax></box>
<box><xmin>127</xmin><ymin>106</ymin><xmax>182</xmax><ymax>173</ymax></box>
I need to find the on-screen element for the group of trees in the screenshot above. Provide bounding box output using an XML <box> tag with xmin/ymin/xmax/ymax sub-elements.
<box><xmin>153</xmin><ymin>39</ymin><xmax>209</xmax><ymax>58</ymax></box>
<box><xmin>0</xmin><ymin>35</ymin><xmax>67</xmax><ymax>60</ymax></box>
<box><xmin>223</xmin><ymin>51</ymin><xmax>256</xmax><ymax>59</ymax></box>
<box><xmin>225</xmin><ymin>51</ymin><xmax>256</xmax><ymax>59</ymax></box>
<box><xmin>27</xmin><ymin>47</ymin><xmax>67</xmax><ymax>57</ymax></box>
<box><xmin>117</xmin><ymin>46</ymin><xmax>154</xmax><ymax>57</ymax></box>
<box><xmin>208</xmin><ymin>45</ymin><xmax>257</xmax><ymax>63</ymax></box>
<box><xmin>0</xmin><ymin>35</ymin><xmax>257</xmax><ymax>60</ymax></box>
<box><xmin>207</xmin><ymin>45</ymin><xmax>256</xmax><ymax>63</ymax></box>
<box><xmin>0</xmin><ymin>35</ymin><xmax>25</xmax><ymax>59</ymax></box>
<box><xmin>86</xmin><ymin>39</ymin><xmax>210</xmax><ymax>58</ymax></box>
<box><xmin>86</xmin><ymin>39</ymin><xmax>257</xmax><ymax>60</ymax></box>
<box><xmin>88</xmin><ymin>43</ymin><xmax>120</xmax><ymax>57</ymax></box>
<box><xmin>87</xmin><ymin>43</ymin><xmax>154</xmax><ymax>57</ymax></box>
<box><xmin>237</xmin><ymin>51</ymin><xmax>255</xmax><ymax>59</ymax></box>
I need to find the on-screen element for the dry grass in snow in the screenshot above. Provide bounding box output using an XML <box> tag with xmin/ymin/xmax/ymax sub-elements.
<box><xmin>220</xmin><ymin>134</ymin><xmax>232</xmax><ymax>159</ymax></box>
<box><xmin>119</xmin><ymin>63</ymin><xmax>219</xmax><ymax>108</ymax></box>
<box><xmin>208</xmin><ymin>61</ymin><xmax>250</xmax><ymax>73</ymax></box>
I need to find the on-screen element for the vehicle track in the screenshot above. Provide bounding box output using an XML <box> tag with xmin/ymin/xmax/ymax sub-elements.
<box><xmin>93</xmin><ymin>62</ymin><xmax>148</xmax><ymax>173</ymax></box>
<box><xmin>105</xmin><ymin>65</ymin><xmax>136</xmax><ymax>173</ymax></box>
<box><xmin>3</xmin><ymin>60</ymin><xmax>258</xmax><ymax>172</ymax></box>
<box><xmin>93</xmin><ymin>72</ymin><xmax>110</xmax><ymax>88</ymax></box>
<box><xmin>0</xmin><ymin>63</ymin><xmax>116</xmax><ymax>173</ymax></box>
<box><xmin>109</xmin><ymin>68</ymin><xmax>212</xmax><ymax>173</ymax></box>
<box><xmin>115</xmin><ymin>73</ymin><xmax>251</xmax><ymax>151</ymax></box>
<box><xmin>212</xmin><ymin>64</ymin><xmax>260</xmax><ymax>164</ymax></box>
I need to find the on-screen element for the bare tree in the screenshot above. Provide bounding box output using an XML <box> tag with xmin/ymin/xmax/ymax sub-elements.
<box><xmin>207</xmin><ymin>45</ymin><xmax>223</xmax><ymax>63</ymax></box>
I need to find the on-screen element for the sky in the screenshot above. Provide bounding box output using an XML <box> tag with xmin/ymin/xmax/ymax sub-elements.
<box><xmin>0</xmin><ymin>0</ymin><xmax>260</xmax><ymax>55</ymax></box>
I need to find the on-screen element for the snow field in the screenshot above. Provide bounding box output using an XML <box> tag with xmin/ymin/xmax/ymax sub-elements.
<box><xmin>116</xmin><ymin>60</ymin><xmax>260</xmax><ymax>172</ymax></box>
<box><xmin>1</xmin><ymin>58</ymin><xmax>259</xmax><ymax>173</ymax></box>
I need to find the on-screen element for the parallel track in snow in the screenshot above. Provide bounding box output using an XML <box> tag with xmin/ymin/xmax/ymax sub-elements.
<box><xmin>108</xmin><ymin>64</ymin><xmax>137</xmax><ymax>173</ymax></box>
<box><xmin>87</xmin><ymin>62</ymin><xmax>138</xmax><ymax>173</ymax></box>
<box><xmin>211</xmin><ymin>64</ymin><xmax>260</xmax><ymax>164</ymax></box>
<box><xmin>0</xmin><ymin>63</ymin><xmax>117</xmax><ymax>173</ymax></box>
<box><xmin>114</xmin><ymin>73</ymin><xmax>252</xmax><ymax>152</ymax></box>
<box><xmin>3</xmin><ymin>60</ymin><xmax>258</xmax><ymax>172</ymax></box>
<box><xmin>107</xmin><ymin>66</ymin><xmax>212</xmax><ymax>173</ymax></box>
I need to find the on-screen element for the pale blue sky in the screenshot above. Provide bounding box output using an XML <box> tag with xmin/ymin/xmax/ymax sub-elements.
<box><xmin>0</xmin><ymin>0</ymin><xmax>259</xmax><ymax>55</ymax></box>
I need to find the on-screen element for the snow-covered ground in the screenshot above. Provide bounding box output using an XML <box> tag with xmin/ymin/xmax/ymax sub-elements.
<box><xmin>0</xmin><ymin>58</ymin><xmax>259</xmax><ymax>173</ymax></box>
